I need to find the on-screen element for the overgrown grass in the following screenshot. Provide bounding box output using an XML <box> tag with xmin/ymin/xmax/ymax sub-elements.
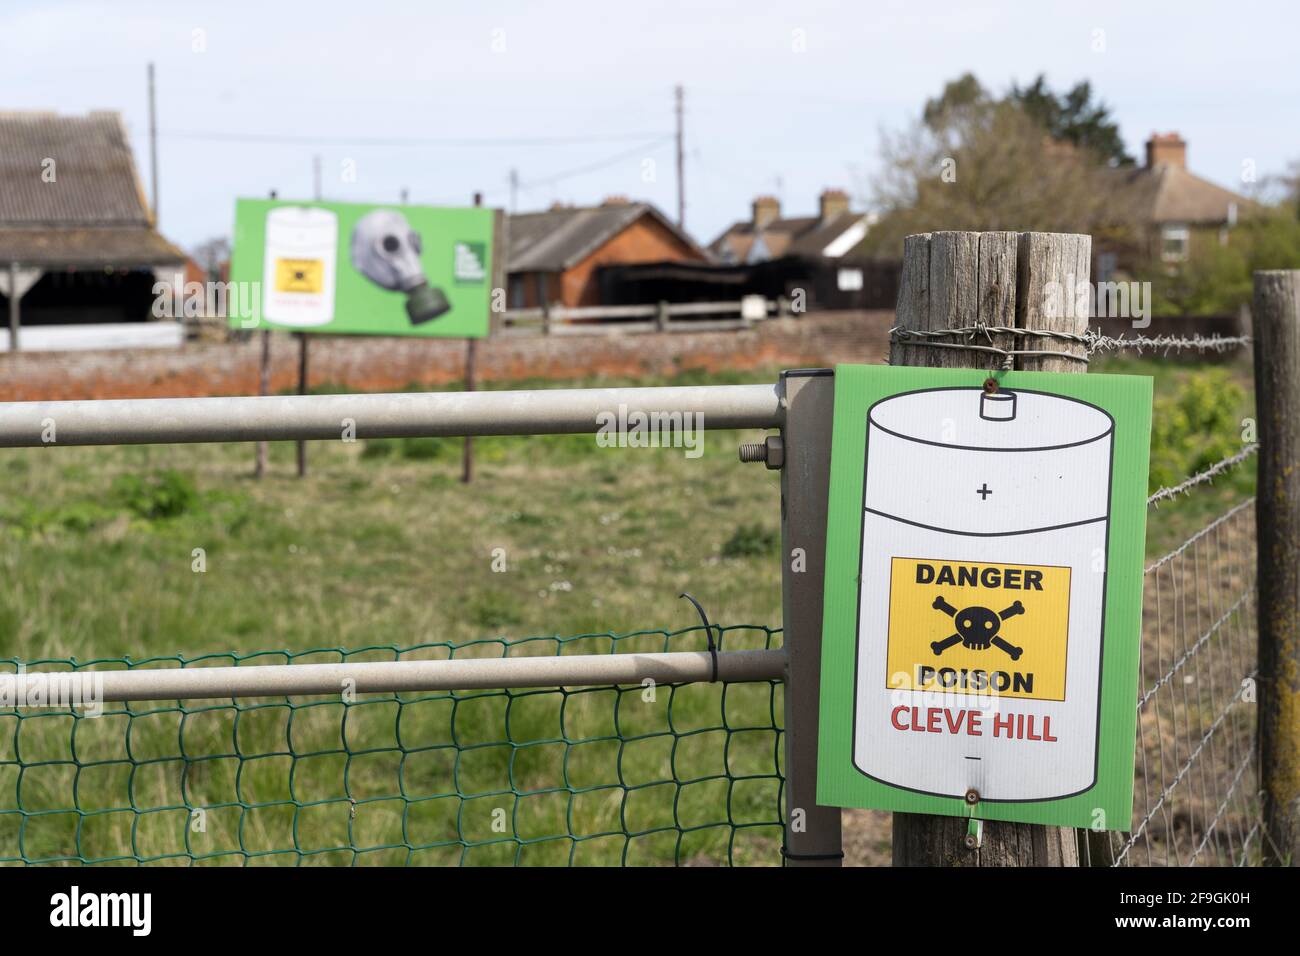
<box><xmin>0</xmin><ymin>357</ymin><xmax>1257</xmax><ymax>866</ymax></box>
<box><xmin>1092</xmin><ymin>354</ymin><xmax>1256</xmax><ymax>557</ymax></box>
<box><xmin>0</xmin><ymin>366</ymin><xmax>789</xmax><ymax>866</ymax></box>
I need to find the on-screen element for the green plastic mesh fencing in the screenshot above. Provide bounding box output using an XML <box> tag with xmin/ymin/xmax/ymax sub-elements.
<box><xmin>0</xmin><ymin>624</ymin><xmax>785</xmax><ymax>867</ymax></box>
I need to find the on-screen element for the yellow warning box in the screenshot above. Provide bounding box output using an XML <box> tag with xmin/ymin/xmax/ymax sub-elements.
<box><xmin>274</xmin><ymin>257</ymin><xmax>325</xmax><ymax>294</ymax></box>
<box><xmin>884</xmin><ymin>557</ymin><xmax>1071</xmax><ymax>701</ymax></box>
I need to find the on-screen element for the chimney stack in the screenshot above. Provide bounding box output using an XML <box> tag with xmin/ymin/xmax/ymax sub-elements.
<box><xmin>752</xmin><ymin>195</ymin><xmax>781</xmax><ymax>230</ymax></box>
<box><xmin>1146</xmin><ymin>132</ymin><xmax>1187</xmax><ymax>170</ymax></box>
<box><xmin>819</xmin><ymin>188</ymin><xmax>850</xmax><ymax>222</ymax></box>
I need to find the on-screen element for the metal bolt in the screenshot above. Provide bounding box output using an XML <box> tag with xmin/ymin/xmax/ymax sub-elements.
<box><xmin>964</xmin><ymin>788</ymin><xmax>980</xmax><ymax>805</ymax></box>
<box><xmin>738</xmin><ymin>435</ymin><xmax>784</xmax><ymax>470</ymax></box>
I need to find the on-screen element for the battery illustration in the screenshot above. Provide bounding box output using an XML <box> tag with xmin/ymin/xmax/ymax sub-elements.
<box><xmin>853</xmin><ymin>386</ymin><xmax>1114</xmax><ymax>802</ymax></box>
<box><xmin>262</xmin><ymin>206</ymin><xmax>338</xmax><ymax>327</ymax></box>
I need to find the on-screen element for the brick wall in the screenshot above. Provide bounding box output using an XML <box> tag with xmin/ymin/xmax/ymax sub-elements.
<box><xmin>0</xmin><ymin>310</ymin><xmax>892</xmax><ymax>402</ymax></box>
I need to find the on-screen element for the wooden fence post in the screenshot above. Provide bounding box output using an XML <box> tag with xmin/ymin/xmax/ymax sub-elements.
<box><xmin>1252</xmin><ymin>269</ymin><xmax>1300</xmax><ymax>866</ymax></box>
<box><xmin>889</xmin><ymin>230</ymin><xmax>1087</xmax><ymax>867</ymax></box>
<box><xmin>462</xmin><ymin>337</ymin><xmax>477</xmax><ymax>484</ymax></box>
<box><xmin>296</xmin><ymin>332</ymin><xmax>309</xmax><ymax>478</ymax></box>
<box><xmin>255</xmin><ymin>329</ymin><xmax>270</xmax><ymax>479</ymax></box>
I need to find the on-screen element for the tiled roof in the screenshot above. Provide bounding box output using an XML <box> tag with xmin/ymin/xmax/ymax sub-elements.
<box><xmin>0</xmin><ymin>111</ymin><xmax>184</xmax><ymax>265</ymax></box>
<box><xmin>708</xmin><ymin>212</ymin><xmax>866</xmax><ymax>263</ymax></box>
<box><xmin>507</xmin><ymin>202</ymin><xmax>702</xmax><ymax>272</ymax></box>
<box><xmin>1106</xmin><ymin>163</ymin><xmax>1257</xmax><ymax>226</ymax></box>
<box><xmin>0</xmin><ymin>227</ymin><xmax>186</xmax><ymax>267</ymax></box>
<box><xmin>0</xmin><ymin>111</ymin><xmax>151</xmax><ymax>224</ymax></box>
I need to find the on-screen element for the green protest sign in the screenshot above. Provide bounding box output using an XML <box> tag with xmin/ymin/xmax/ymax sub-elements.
<box><xmin>229</xmin><ymin>198</ymin><xmax>495</xmax><ymax>337</ymax></box>
<box><xmin>816</xmin><ymin>365</ymin><xmax>1152</xmax><ymax>830</ymax></box>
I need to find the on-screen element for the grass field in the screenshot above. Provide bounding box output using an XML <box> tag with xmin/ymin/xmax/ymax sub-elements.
<box><xmin>0</xmin><ymin>357</ymin><xmax>1258</xmax><ymax>866</ymax></box>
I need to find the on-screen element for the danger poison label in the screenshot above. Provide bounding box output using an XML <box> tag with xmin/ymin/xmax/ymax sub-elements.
<box><xmin>885</xmin><ymin>557</ymin><xmax>1071</xmax><ymax>702</ymax></box>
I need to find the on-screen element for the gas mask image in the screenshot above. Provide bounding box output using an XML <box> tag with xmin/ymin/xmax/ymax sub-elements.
<box><xmin>349</xmin><ymin>209</ymin><xmax>450</xmax><ymax>324</ymax></box>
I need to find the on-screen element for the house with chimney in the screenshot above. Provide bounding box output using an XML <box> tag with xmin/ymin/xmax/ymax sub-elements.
<box><xmin>506</xmin><ymin>198</ymin><xmax>707</xmax><ymax>309</ymax></box>
<box><xmin>698</xmin><ymin>189</ymin><xmax>893</xmax><ymax>309</ymax></box>
<box><xmin>708</xmin><ymin>189</ymin><xmax>874</xmax><ymax>266</ymax></box>
<box><xmin>1097</xmin><ymin>132</ymin><xmax>1258</xmax><ymax>280</ymax></box>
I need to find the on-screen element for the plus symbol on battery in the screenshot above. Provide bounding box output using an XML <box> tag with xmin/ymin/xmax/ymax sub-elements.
<box><xmin>976</xmin><ymin>483</ymin><xmax>992</xmax><ymax>500</ymax></box>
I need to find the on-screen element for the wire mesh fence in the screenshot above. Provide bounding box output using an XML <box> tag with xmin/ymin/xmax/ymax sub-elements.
<box><xmin>0</xmin><ymin>624</ymin><xmax>785</xmax><ymax>867</ymax></box>
<box><xmin>1088</xmin><ymin>458</ymin><xmax>1261</xmax><ymax>866</ymax></box>
<box><xmin>0</xmin><ymin>462</ymin><xmax>1268</xmax><ymax>869</ymax></box>
<box><xmin>0</xmin><ymin>348</ymin><xmax>1275</xmax><ymax>868</ymax></box>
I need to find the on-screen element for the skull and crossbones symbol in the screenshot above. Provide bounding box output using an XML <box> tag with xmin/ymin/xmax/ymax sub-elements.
<box><xmin>929</xmin><ymin>596</ymin><xmax>1025</xmax><ymax>661</ymax></box>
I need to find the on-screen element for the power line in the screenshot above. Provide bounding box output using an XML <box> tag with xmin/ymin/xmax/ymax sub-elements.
<box><xmin>247</xmin><ymin>139</ymin><xmax>662</xmax><ymax>210</ymax></box>
<box><xmin>519</xmin><ymin>137</ymin><xmax>672</xmax><ymax>190</ymax></box>
<box><xmin>158</xmin><ymin>128</ymin><xmax>672</xmax><ymax>148</ymax></box>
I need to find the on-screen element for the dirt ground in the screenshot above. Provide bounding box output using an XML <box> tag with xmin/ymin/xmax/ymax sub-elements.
<box><xmin>841</xmin><ymin>810</ymin><xmax>892</xmax><ymax>866</ymax></box>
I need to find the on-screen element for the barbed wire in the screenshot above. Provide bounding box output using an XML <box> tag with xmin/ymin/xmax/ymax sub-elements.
<box><xmin>887</xmin><ymin>325</ymin><xmax>1252</xmax><ymax>367</ymax></box>
<box><xmin>1147</xmin><ymin>445</ymin><xmax>1259</xmax><ymax>508</ymax></box>
<box><xmin>888</xmin><ymin>325</ymin><xmax>1089</xmax><ymax>367</ymax></box>
<box><xmin>1087</xmin><ymin>332</ymin><xmax>1252</xmax><ymax>355</ymax></box>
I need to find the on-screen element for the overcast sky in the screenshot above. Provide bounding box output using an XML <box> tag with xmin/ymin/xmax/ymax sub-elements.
<box><xmin>2</xmin><ymin>0</ymin><xmax>1295</xmax><ymax>252</ymax></box>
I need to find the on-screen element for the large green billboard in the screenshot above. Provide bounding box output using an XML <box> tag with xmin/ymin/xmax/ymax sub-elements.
<box><xmin>229</xmin><ymin>198</ymin><xmax>495</xmax><ymax>337</ymax></box>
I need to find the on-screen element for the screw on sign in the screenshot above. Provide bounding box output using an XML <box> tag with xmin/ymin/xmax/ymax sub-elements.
<box><xmin>930</xmin><ymin>596</ymin><xmax>1024</xmax><ymax>661</ymax></box>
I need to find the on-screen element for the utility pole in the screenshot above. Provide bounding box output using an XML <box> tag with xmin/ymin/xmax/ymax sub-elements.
<box><xmin>509</xmin><ymin>168</ymin><xmax>519</xmax><ymax>213</ymax></box>
<box><xmin>255</xmin><ymin>189</ymin><xmax>278</xmax><ymax>480</ymax></box>
<box><xmin>674</xmin><ymin>84</ymin><xmax>685</xmax><ymax>230</ymax></box>
<box><xmin>296</xmin><ymin>161</ymin><xmax>322</xmax><ymax>478</ymax></box>
<box><xmin>147</xmin><ymin>62</ymin><xmax>159</xmax><ymax>224</ymax></box>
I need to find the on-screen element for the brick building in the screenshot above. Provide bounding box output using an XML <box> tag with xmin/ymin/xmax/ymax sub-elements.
<box><xmin>1096</xmin><ymin>132</ymin><xmax>1258</xmax><ymax>280</ymax></box>
<box><xmin>708</xmin><ymin>189</ymin><xmax>873</xmax><ymax>265</ymax></box>
<box><xmin>506</xmin><ymin>198</ymin><xmax>706</xmax><ymax>308</ymax></box>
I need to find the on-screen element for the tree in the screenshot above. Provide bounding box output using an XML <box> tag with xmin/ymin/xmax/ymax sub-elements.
<box><xmin>1140</xmin><ymin>208</ymin><xmax>1300</xmax><ymax>315</ymax></box>
<box><xmin>190</xmin><ymin>237</ymin><xmax>230</xmax><ymax>280</ymax></box>
<box><xmin>860</xmin><ymin>81</ymin><xmax>1141</xmax><ymax>256</ymax></box>
<box><xmin>922</xmin><ymin>72</ymin><xmax>989</xmax><ymax>132</ymax></box>
<box><xmin>1009</xmin><ymin>75</ymin><xmax>1133</xmax><ymax>167</ymax></box>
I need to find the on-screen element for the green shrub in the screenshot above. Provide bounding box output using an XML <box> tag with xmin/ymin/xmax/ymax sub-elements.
<box><xmin>399</xmin><ymin>437</ymin><xmax>446</xmax><ymax>461</ymax></box>
<box><xmin>1148</xmin><ymin>369</ymin><xmax>1246</xmax><ymax>492</ymax></box>
<box><xmin>362</xmin><ymin>437</ymin><xmax>447</xmax><ymax>461</ymax></box>
<box><xmin>722</xmin><ymin>523</ymin><xmax>779</xmax><ymax>558</ymax></box>
<box><xmin>110</xmin><ymin>470</ymin><xmax>200</xmax><ymax>520</ymax></box>
<box><xmin>361</xmin><ymin>438</ymin><xmax>397</xmax><ymax>459</ymax></box>
<box><xmin>468</xmin><ymin>595</ymin><xmax>523</xmax><ymax>629</ymax></box>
